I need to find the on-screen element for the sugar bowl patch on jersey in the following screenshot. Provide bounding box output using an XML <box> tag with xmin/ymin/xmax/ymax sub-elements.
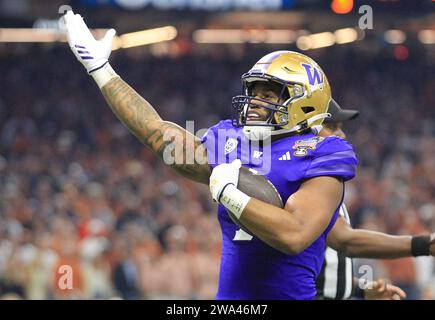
<box><xmin>293</xmin><ymin>136</ymin><xmax>325</xmax><ymax>157</ymax></box>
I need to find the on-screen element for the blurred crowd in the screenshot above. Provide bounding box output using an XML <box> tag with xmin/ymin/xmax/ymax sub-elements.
<box><xmin>0</xmin><ymin>43</ymin><xmax>434</xmax><ymax>299</ymax></box>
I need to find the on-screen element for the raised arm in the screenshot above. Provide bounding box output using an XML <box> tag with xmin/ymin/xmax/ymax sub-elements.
<box><xmin>100</xmin><ymin>77</ymin><xmax>211</xmax><ymax>184</ymax></box>
<box><xmin>327</xmin><ymin>215</ymin><xmax>435</xmax><ymax>258</ymax></box>
<box><xmin>63</xmin><ymin>10</ymin><xmax>211</xmax><ymax>184</ymax></box>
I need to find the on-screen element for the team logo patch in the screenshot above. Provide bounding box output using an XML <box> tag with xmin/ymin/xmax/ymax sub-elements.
<box><xmin>224</xmin><ymin>138</ymin><xmax>238</xmax><ymax>155</ymax></box>
<box><xmin>293</xmin><ymin>136</ymin><xmax>324</xmax><ymax>157</ymax></box>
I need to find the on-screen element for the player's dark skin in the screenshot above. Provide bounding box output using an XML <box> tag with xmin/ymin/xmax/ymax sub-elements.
<box><xmin>246</xmin><ymin>82</ymin><xmax>281</xmax><ymax>122</ymax></box>
<box><xmin>102</xmin><ymin>78</ymin><xmax>211</xmax><ymax>184</ymax></box>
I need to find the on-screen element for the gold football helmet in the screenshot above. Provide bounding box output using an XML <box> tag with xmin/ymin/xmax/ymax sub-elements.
<box><xmin>232</xmin><ymin>50</ymin><xmax>332</xmax><ymax>140</ymax></box>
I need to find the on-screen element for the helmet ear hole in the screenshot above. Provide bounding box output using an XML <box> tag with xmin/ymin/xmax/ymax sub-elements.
<box><xmin>301</xmin><ymin>106</ymin><xmax>315</xmax><ymax>114</ymax></box>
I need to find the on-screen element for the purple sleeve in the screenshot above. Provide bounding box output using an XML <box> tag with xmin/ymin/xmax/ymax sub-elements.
<box><xmin>200</xmin><ymin>120</ymin><xmax>233</xmax><ymax>169</ymax></box>
<box><xmin>303</xmin><ymin>137</ymin><xmax>358</xmax><ymax>181</ymax></box>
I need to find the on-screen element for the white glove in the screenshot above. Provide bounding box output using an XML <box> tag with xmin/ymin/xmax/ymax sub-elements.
<box><xmin>63</xmin><ymin>10</ymin><xmax>116</xmax><ymax>73</ymax></box>
<box><xmin>209</xmin><ymin>159</ymin><xmax>242</xmax><ymax>202</ymax></box>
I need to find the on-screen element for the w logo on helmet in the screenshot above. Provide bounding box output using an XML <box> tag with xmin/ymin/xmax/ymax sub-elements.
<box><xmin>301</xmin><ymin>63</ymin><xmax>324</xmax><ymax>86</ymax></box>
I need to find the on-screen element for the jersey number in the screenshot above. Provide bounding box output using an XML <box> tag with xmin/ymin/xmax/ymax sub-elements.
<box><xmin>233</xmin><ymin>229</ymin><xmax>253</xmax><ymax>241</ymax></box>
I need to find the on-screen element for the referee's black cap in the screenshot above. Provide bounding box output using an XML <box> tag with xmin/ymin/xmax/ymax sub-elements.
<box><xmin>325</xmin><ymin>98</ymin><xmax>359</xmax><ymax>123</ymax></box>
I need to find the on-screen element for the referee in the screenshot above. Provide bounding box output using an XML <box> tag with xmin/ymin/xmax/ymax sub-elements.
<box><xmin>316</xmin><ymin>204</ymin><xmax>355</xmax><ymax>299</ymax></box>
<box><xmin>316</xmin><ymin>100</ymin><xmax>358</xmax><ymax>299</ymax></box>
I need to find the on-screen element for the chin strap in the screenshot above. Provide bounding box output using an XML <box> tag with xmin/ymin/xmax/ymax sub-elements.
<box><xmin>242</xmin><ymin>112</ymin><xmax>331</xmax><ymax>141</ymax></box>
<box><xmin>310</xmin><ymin>125</ymin><xmax>324</xmax><ymax>135</ymax></box>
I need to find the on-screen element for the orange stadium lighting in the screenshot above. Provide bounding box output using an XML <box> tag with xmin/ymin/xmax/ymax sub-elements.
<box><xmin>0</xmin><ymin>28</ymin><xmax>63</xmax><ymax>42</ymax></box>
<box><xmin>112</xmin><ymin>26</ymin><xmax>178</xmax><ymax>50</ymax></box>
<box><xmin>193</xmin><ymin>29</ymin><xmax>245</xmax><ymax>44</ymax></box>
<box><xmin>331</xmin><ymin>0</ymin><xmax>354</xmax><ymax>14</ymax></box>
<box><xmin>296</xmin><ymin>32</ymin><xmax>336</xmax><ymax>50</ymax></box>
<box><xmin>384</xmin><ymin>29</ymin><xmax>406</xmax><ymax>44</ymax></box>
<box><xmin>0</xmin><ymin>27</ymin><xmax>177</xmax><ymax>50</ymax></box>
<box><xmin>418</xmin><ymin>30</ymin><xmax>435</xmax><ymax>44</ymax></box>
<box><xmin>334</xmin><ymin>28</ymin><xmax>358</xmax><ymax>44</ymax></box>
<box><xmin>192</xmin><ymin>29</ymin><xmax>297</xmax><ymax>44</ymax></box>
<box><xmin>0</xmin><ymin>28</ymin><xmax>109</xmax><ymax>42</ymax></box>
<box><xmin>296</xmin><ymin>28</ymin><xmax>362</xmax><ymax>51</ymax></box>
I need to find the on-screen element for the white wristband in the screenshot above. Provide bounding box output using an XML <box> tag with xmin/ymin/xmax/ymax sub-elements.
<box><xmin>90</xmin><ymin>63</ymin><xmax>119</xmax><ymax>89</ymax></box>
<box><xmin>220</xmin><ymin>184</ymin><xmax>251</xmax><ymax>219</ymax></box>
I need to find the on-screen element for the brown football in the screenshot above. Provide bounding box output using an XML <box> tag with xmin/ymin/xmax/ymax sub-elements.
<box><xmin>227</xmin><ymin>167</ymin><xmax>283</xmax><ymax>234</ymax></box>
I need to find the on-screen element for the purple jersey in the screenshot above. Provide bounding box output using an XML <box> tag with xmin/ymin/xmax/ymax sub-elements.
<box><xmin>201</xmin><ymin>120</ymin><xmax>358</xmax><ymax>300</ymax></box>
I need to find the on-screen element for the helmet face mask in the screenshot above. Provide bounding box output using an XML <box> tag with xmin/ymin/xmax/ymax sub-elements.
<box><xmin>231</xmin><ymin>51</ymin><xmax>332</xmax><ymax>139</ymax></box>
<box><xmin>232</xmin><ymin>95</ymin><xmax>284</xmax><ymax>128</ymax></box>
<box><xmin>232</xmin><ymin>77</ymin><xmax>306</xmax><ymax>128</ymax></box>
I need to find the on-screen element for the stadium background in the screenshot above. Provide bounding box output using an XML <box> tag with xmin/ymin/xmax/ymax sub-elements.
<box><xmin>0</xmin><ymin>0</ymin><xmax>434</xmax><ymax>299</ymax></box>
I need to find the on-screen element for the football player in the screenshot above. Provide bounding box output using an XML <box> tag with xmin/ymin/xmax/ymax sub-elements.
<box><xmin>63</xmin><ymin>11</ymin><xmax>432</xmax><ymax>300</ymax></box>
<box><xmin>202</xmin><ymin>51</ymin><xmax>358</xmax><ymax>299</ymax></box>
<box><xmin>64</xmin><ymin>11</ymin><xmax>356</xmax><ymax>299</ymax></box>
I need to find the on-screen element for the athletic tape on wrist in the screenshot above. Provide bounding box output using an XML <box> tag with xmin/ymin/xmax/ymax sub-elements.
<box><xmin>90</xmin><ymin>62</ymin><xmax>119</xmax><ymax>88</ymax></box>
<box><xmin>219</xmin><ymin>184</ymin><xmax>251</xmax><ymax>219</ymax></box>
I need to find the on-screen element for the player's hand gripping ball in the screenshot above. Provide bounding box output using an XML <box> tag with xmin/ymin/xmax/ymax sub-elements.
<box><xmin>209</xmin><ymin>159</ymin><xmax>242</xmax><ymax>202</ymax></box>
<box><xmin>210</xmin><ymin>160</ymin><xmax>283</xmax><ymax>234</ymax></box>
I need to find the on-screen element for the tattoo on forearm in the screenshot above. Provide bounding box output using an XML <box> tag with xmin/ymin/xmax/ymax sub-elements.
<box><xmin>101</xmin><ymin>77</ymin><xmax>211</xmax><ymax>184</ymax></box>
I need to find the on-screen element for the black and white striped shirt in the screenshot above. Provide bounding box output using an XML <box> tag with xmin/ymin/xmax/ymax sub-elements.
<box><xmin>316</xmin><ymin>204</ymin><xmax>354</xmax><ymax>299</ymax></box>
